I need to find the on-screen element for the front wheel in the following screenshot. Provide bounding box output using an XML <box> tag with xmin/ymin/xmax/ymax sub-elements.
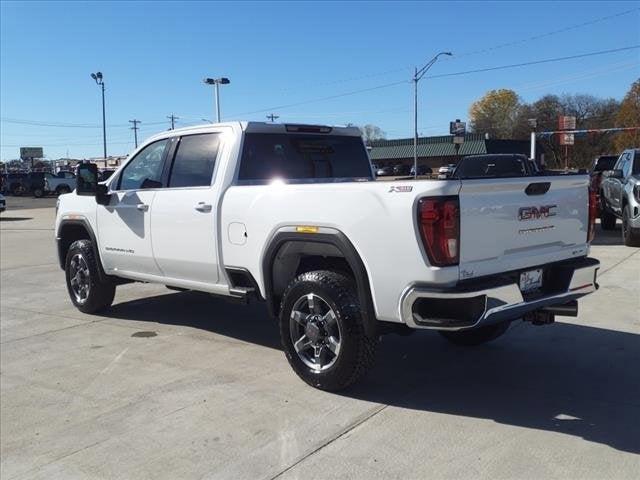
<box><xmin>622</xmin><ymin>205</ymin><xmax>640</xmax><ymax>247</ymax></box>
<box><xmin>439</xmin><ymin>321</ymin><xmax>510</xmax><ymax>346</ymax></box>
<box><xmin>33</xmin><ymin>187</ymin><xmax>44</xmax><ymax>198</ymax></box>
<box><xmin>65</xmin><ymin>239</ymin><xmax>115</xmax><ymax>313</ymax></box>
<box><xmin>279</xmin><ymin>270</ymin><xmax>377</xmax><ymax>391</ymax></box>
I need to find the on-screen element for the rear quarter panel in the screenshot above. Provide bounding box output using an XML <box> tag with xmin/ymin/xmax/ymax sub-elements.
<box><xmin>221</xmin><ymin>180</ymin><xmax>460</xmax><ymax>322</ymax></box>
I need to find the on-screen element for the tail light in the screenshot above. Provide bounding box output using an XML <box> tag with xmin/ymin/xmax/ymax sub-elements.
<box><xmin>588</xmin><ymin>188</ymin><xmax>597</xmax><ymax>242</ymax></box>
<box><xmin>417</xmin><ymin>196</ymin><xmax>460</xmax><ymax>267</ymax></box>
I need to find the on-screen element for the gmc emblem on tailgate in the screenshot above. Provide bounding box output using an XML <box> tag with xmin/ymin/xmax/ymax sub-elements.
<box><xmin>518</xmin><ymin>204</ymin><xmax>557</xmax><ymax>221</ymax></box>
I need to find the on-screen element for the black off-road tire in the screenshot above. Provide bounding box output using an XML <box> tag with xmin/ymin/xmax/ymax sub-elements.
<box><xmin>439</xmin><ymin>321</ymin><xmax>510</xmax><ymax>346</ymax></box>
<box><xmin>600</xmin><ymin>203</ymin><xmax>617</xmax><ymax>231</ymax></box>
<box><xmin>65</xmin><ymin>239</ymin><xmax>116</xmax><ymax>313</ymax></box>
<box><xmin>622</xmin><ymin>205</ymin><xmax>640</xmax><ymax>247</ymax></box>
<box><xmin>279</xmin><ymin>270</ymin><xmax>377</xmax><ymax>391</ymax></box>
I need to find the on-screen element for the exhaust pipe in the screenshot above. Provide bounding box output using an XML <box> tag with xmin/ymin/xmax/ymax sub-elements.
<box><xmin>540</xmin><ymin>300</ymin><xmax>578</xmax><ymax>317</ymax></box>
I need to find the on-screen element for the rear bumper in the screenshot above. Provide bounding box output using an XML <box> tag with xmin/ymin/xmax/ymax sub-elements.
<box><xmin>400</xmin><ymin>257</ymin><xmax>599</xmax><ymax>331</ymax></box>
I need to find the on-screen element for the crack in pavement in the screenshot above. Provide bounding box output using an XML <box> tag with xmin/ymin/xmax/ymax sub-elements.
<box><xmin>269</xmin><ymin>404</ymin><xmax>388</xmax><ymax>480</ymax></box>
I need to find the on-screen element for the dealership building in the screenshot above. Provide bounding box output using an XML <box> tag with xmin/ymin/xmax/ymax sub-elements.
<box><xmin>368</xmin><ymin>134</ymin><xmax>539</xmax><ymax>170</ymax></box>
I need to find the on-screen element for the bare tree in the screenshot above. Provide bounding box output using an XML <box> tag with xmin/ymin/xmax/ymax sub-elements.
<box><xmin>358</xmin><ymin>124</ymin><xmax>386</xmax><ymax>145</ymax></box>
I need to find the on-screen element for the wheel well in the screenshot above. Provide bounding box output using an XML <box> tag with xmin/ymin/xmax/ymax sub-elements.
<box><xmin>57</xmin><ymin>223</ymin><xmax>91</xmax><ymax>269</ymax></box>
<box><xmin>271</xmin><ymin>241</ymin><xmax>354</xmax><ymax>306</ymax></box>
<box><xmin>264</xmin><ymin>233</ymin><xmax>377</xmax><ymax>337</ymax></box>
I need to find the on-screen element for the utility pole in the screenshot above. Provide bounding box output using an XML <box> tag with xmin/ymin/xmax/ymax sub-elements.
<box><xmin>167</xmin><ymin>114</ymin><xmax>179</xmax><ymax>130</ymax></box>
<box><xmin>266</xmin><ymin>113</ymin><xmax>279</xmax><ymax>123</ymax></box>
<box><xmin>129</xmin><ymin>119</ymin><xmax>141</xmax><ymax>148</ymax></box>
<box><xmin>412</xmin><ymin>52</ymin><xmax>452</xmax><ymax>178</ymax></box>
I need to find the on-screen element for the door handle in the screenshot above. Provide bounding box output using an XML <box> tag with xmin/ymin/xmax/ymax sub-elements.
<box><xmin>195</xmin><ymin>202</ymin><xmax>212</xmax><ymax>213</ymax></box>
<box><xmin>136</xmin><ymin>203</ymin><xmax>149</xmax><ymax>212</ymax></box>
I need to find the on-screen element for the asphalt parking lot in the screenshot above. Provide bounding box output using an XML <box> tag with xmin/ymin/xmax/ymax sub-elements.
<box><xmin>1</xmin><ymin>198</ymin><xmax>639</xmax><ymax>479</ymax></box>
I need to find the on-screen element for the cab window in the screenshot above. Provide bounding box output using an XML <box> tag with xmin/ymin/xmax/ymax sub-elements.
<box><xmin>168</xmin><ymin>134</ymin><xmax>220</xmax><ymax>188</ymax></box>
<box><xmin>118</xmin><ymin>139</ymin><xmax>169</xmax><ymax>190</ymax></box>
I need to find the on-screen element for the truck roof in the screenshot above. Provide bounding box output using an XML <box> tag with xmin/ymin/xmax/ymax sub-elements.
<box><xmin>153</xmin><ymin>121</ymin><xmax>362</xmax><ymax>139</ymax></box>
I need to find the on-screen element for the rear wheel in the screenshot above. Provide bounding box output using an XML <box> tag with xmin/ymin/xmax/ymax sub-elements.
<box><xmin>439</xmin><ymin>321</ymin><xmax>510</xmax><ymax>346</ymax></box>
<box><xmin>33</xmin><ymin>187</ymin><xmax>44</xmax><ymax>198</ymax></box>
<box><xmin>600</xmin><ymin>206</ymin><xmax>617</xmax><ymax>231</ymax></box>
<box><xmin>65</xmin><ymin>239</ymin><xmax>115</xmax><ymax>313</ymax></box>
<box><xmin>622</xmin><ymin>205</ymin><xmax>640</xmax><ymax>247</ymax></box>
<box><xmin>279</xmin><ymin>270</ymin><xmax>377</xmax><ymax>391</ymax></box>
<box><xmin>10</xmin><ymin>184</ymin><xmax>24</xmax><ymax>196</ymax></box>
<box><xmin>56</xmin><ymin>185</ymin><xmax>72</xmax><ymax>195</ymax></box>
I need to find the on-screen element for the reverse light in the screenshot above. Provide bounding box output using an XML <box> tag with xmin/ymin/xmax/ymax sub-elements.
<box><xmin>588</xmin><ymin>188</ymin><xmax>597</xmax><ymax>243</ymax></box>
<box><xmin>417</xmin><ymin>196</ymin><xmax>460</xmax><ymax>267</ymax></box>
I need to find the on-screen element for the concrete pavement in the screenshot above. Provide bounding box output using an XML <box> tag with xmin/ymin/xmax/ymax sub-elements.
<box><xmin>1</xmin><ymin>204</ymin><xmax>639</xmax><ymax>479</ymax></box>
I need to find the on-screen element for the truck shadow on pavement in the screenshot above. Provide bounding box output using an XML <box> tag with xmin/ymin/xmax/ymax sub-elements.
<box><xmin>591</xmin><ymin>223</ymin><xmax>626</xmax><ymax>246</ymax></box>
<box><xmin>107</xmin><ymin>291</ymin><xmax>639</xmax><ymax>454</ymax></box>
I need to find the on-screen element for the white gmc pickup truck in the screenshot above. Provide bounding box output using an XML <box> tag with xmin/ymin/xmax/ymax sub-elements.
<box><xmin>56</xmin><ymin>122</ymin><xmax>600</xmax><ymax>390</ymax></box>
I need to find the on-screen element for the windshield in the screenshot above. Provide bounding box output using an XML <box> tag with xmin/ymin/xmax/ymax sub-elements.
<box><xmin>453</xmin><ymin>155</ymin><xmax>529</xmax><ymax>179</ymax></box>
<box><xmin>593</xmin><ymin>156</ymin><xmax>617</xmax><ymax>172</ymax></box>
<box><xmin>238</xmin><ymin>133</ymin><xmax>373</xmax><ymax>183</ymax></box>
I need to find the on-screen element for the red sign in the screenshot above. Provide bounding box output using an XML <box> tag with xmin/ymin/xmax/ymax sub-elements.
<box><xmin>558</xmin><ymin>116</ymin><xmax>576</xmax><ymax>130</ymax></box>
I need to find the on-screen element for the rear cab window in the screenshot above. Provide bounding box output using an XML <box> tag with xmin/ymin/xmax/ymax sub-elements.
<box><xmin>453</xmin><ymin>155</ymin><xmax>531</xmax><ymax>180</ymax></box>
<box><xmin>168</xmin><ymin>133</ymin><xmax>220</xmax><ymax>188</ymax></box>
<box><xmin>237</xmin><ymin>132</ymin><xmax>373</xmax><ymax>184</ymax></box>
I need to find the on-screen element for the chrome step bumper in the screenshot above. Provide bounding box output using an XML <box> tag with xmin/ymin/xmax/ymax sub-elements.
<box><xmin>400</xmin><ymin>257</ymin><xmax>599</xmax><ymax>331</ymax></box>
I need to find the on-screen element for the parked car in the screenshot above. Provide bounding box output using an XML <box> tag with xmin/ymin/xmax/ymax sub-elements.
<box><xmin>45</xmin><ymin>171</ymin><xmax>76</xmax><ymax>195</ymax></box>
<box><xmin>56</xmin><ymin>121</ymin><xmax>599</xmax><ymax>391</ymax></box>
<box><xmin>0</xmin><ymin>193</ymin><xmax>5</xmax><ymax>213</ymax></box>
<box><xmin>375</xmin><ymin>165</ymin><xmax>394</xmax><ymax>177</ymax></box>
<box><xmin>600</xmin><ymin>148</ymin><xmax>640</xmax><ymax>246</ymax></box>
<box><xmin>589</xmin><ymin>155</ymin><xmax>618</xmax><ymax>212</ymax></box>
<box><xmin>393</xmin><ymin>164</ymin><xmax>411</xmax><ymax>176</ymax></box>
<box><xmin>438</xmin><ymin>164</ymin><xmax>457</xmax><ymax>178</ymax></box>
<box><xmin>410</xmin><ymin>164</ymin><xmax>432</xmax><ymax>176</ymax></box>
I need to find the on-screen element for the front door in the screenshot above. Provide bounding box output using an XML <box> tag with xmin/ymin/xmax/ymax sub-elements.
<box><xmin>150</xmin><ymin>132</ymin><xmax>222</xmax><ymax>286</ymax></box>
<box><xmin>97</xmin><ymin>139</ymin><xmax>170</xmax><ymax>276</ymax></box>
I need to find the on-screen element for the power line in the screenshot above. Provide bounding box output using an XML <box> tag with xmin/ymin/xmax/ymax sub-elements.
<box><xmin>425</xmin><ymin>45</ymin><xmax>640</xmax><ymax>80</ymax></box>
<box><xmin>275</xmin><ymin>7</ymin><xmax>638</xmax><ymax>95</ymax></box>
<box><xmin>451</xmin><ymin>7</ymin><xmax>639</xmax><ymax>59</ymax></box>
<box><xmin>229</xmin><ymin>45</ymin><xmax>639</xmax><ymax>117</ymax></box>
<box><xmin>0</xmin><ymin>117</ymin><xmax>167</xmax><ymax>128</ymax></box>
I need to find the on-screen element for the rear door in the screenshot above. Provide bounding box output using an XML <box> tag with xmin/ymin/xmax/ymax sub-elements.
<box><xmin>457</xmin><ymin>168</ymin><xmax>589</xmax><ymax>279</ymax></box>
<box><xmin>150</xmin><ymin>132</ymin><xmax>222</xmax><ymax>286</ymax></box>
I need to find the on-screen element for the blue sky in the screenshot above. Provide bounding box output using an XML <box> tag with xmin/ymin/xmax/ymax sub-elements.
<box><xmin>1</xmin><ymin>1</ymin><xmax>639</xmax><ymax>160</ymax></box>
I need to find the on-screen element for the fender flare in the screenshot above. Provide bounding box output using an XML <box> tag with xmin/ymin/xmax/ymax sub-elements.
<box><xmin>262</xmin><ymin>231</ymin><xmax>378</xmax><ymax>337</ymax></box>
<box><xmin>57</xmin><ymin>218</ymin><xmax>110</xmax><ymax>283</ymax></box>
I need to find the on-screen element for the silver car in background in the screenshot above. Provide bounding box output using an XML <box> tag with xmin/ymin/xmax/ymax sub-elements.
<box><xmin>600</xmin><ymin>148</ymin><xmax>640</xmax><ymax>247</ymax></box>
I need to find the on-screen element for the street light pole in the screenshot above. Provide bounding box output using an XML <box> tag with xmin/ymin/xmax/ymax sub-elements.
<box><xmin>204</xmin><ymin>77</ymin><xmax>230</xmax><ymax>123</ymax></box>
<box><xmin>412</xmin><ymin>52</ymin><xmax>452</xmax><ymax>178</ymax></box>
<box><xmin>91</xmin><ymin>71</ymin><xmax>107</xmax><ymax>159</ymax></box>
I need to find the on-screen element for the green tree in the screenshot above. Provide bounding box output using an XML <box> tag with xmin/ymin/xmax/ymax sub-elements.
<box><xmin>614</xmin><ymin>79</ymin><xmax>640</xmax><ymax>151</ymax></box>
<box><xmin>469</xmin><ymin>89</ymin><xmax>525</xmax><ymax>139</ymax></box>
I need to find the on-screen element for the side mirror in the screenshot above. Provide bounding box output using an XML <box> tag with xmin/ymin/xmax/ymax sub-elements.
<box><xmin>76</xmin><ymin>163</ymin><xmax>98</xmax><ymax>195</ymax></box>
<box><xmin>606</xmin><ymin>169</ymin><xmax>624</xmax><ymax>179</ymax></box>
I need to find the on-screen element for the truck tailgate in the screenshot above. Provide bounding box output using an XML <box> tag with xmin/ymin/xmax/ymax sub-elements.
<box><xmin>458</xmin><ymin>175</ymin><xmax>590</xmax><ymax>279</ymax></box>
